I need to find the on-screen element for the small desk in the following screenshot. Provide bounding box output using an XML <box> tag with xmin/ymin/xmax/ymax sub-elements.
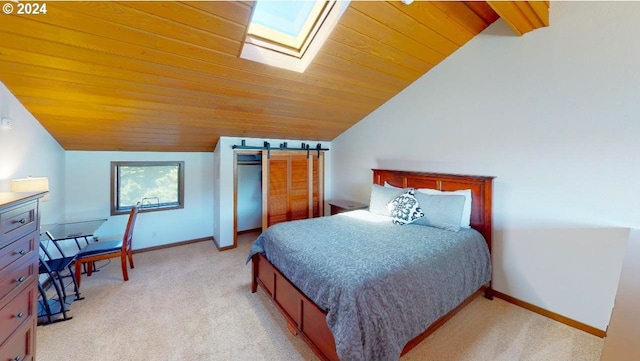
<box><xmin>43</xmin><ymin>219</ymin><xmax>107</xmax><ymax>255</ymax></box>
<box><xmin>328</xmin><ymin>200</ymin><xmax>368</xmax><ymax>215</ymax></box>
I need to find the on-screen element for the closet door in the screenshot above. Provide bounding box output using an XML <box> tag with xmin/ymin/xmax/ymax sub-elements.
<box><xmin>289</xmin><ymin>154</ymin><xmax>310</xmax><ymax>221</ymax></box>
<box><xmin>264</xmin><ymin>153</ymin><xmax>289</xmax><ymax>228</ymax></box>
<box><xmin>312</xmin><ymin>154</ymin><xmax>323</xmax><ymax>218</ymax></box>
<box><xmin>262</xmin><ymin>151</ymin><xmax>323</xmax><ymax>230</ymax></box>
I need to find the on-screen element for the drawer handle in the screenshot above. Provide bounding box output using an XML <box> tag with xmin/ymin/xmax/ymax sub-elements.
<box><xmin>16</xmin><ymin>276</ymin><xmax>26</xmax><ymax>283</ymax></box>
<box><xmin>13</xmin><ymin>356</ymin><xmax>22</xmax><ymax>361</ymax></box>
<box><xmin>18</xmin><ymin>249</ymin><xmax>28</xmax><ymax>256</ymax></box>
<box><xmin>13</xmin><ymin>218</ymin><xmax>27</xmax><ymax>224</ymax></box>
<box><xmin>16</xmin><ymin>311</ymin><xmax>24</xmax><ymax>319</ymax></box>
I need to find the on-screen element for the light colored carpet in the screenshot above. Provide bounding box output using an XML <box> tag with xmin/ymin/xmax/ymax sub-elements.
<box><xmin>37</xmin><ymin>232</ymin><xmax>604</xmax><ymax>361</ymax></box>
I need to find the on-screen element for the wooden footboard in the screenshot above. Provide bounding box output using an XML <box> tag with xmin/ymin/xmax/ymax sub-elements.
<box><xmin>252</xmin><ymin>252</ymin><xmax>340</xmax><ymax>361</ymax></box>
<box><xmin>252</xmin><ymin>252</ymin><xmax>489</xmax><ymax>361</ymax></box>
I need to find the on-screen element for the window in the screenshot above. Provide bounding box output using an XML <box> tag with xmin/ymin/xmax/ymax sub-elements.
<box><xmin>111</xmin><ymin>161</ymin><xmax>184</xmax><ymax>215</ymax></box>
<box><xmin>240</xmin><ymin>0</ymin><xmax>351</xmax><ymax>73</ymax></box>
<box><xmin>247</xmin><ymin>1</ymin><xmax>326</xmax><ymax>52</ymax></box>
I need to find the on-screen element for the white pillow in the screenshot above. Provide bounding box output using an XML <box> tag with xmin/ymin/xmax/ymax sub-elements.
<box><xmin>369</xmin><ymin>184</ymin><xmax>407</xmax><ymax>216</ymax></box>
<box><xmin>417</xmin><ymin>188</ymin><xmax>472</xmax><ymax>228</ymax></box>
<box><xmin>413</xmin><ymin>193</ymin><xmax>465</xmax><ymax>232</ymax></box>
<box><xmin>383</xmin><ymin>181</ymin><xmax>403</xmax><ymax>189</ymax></box>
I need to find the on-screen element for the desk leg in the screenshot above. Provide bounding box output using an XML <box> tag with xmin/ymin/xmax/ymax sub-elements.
<box><xmin>75</xmin><ymin>236</ymin><xmax>100</xmax><ymax>274</ymax></box>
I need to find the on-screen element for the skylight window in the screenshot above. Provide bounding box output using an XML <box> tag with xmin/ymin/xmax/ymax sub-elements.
<box><xmin>248</xmin><ymin>1</ymin><xmax>324</xmax><ymax>51</ymax></box>
<box><xmin>240</xmin><ymin>0</ymin><xmax>350</xmax><ymax>73</ymax></box>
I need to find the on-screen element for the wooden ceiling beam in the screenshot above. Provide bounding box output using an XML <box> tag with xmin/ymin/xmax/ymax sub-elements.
<box><xmin>487</xmin><ymin>1</ymin><xmax>550</xmax><ymax>36</ymax></box>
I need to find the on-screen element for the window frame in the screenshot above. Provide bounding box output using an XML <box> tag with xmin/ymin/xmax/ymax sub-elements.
<box><xmin>240</xmin><ymin>0</ymin><xmax>351</xmax><ymax>73</ymax></box>
<box><xmin>110</xmin><ymin>161</ymin><xmax>185</xmax><ymax>216</ymax></box>
<box><xmin>246</xmin><ymin>1</ymin><xmax>327</xmax><ymax>53</ymax></box>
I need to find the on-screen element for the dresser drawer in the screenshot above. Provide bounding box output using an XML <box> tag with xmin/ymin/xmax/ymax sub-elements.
<box><xmin>0</xmin><ymin>232</ymin><xmax>36</xmax><ymax>274</ymax></box>
<box><xmin>0</xmin><ymin>253</ymin><xmax>36</xmax><ymax>305</ymax></box>
<box><xmin>0</xmin><ymin>283</ymin><xmax>35</xmax><ymax>346</ymax></box>
<box><xmin>0</xmin><ymin>318</ymin><xmax>34</xmax><ymax>361</ymax></box>
<box><xmin>0</xmin><ymin>202</ymin><xmax>37</xmax><ymax>246</ymax></box>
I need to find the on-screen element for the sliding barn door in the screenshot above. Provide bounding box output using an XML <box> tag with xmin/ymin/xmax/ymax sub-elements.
<box><xmin>262</xmin><ymin>151</ymin><xmax>324</xmax><ymax>230</ymax></box>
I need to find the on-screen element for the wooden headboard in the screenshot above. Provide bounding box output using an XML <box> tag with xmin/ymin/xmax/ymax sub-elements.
<box><xmin>372</xmin><ymin>169</ymin><xmax>495</xmax><ymax>252</ymax></box>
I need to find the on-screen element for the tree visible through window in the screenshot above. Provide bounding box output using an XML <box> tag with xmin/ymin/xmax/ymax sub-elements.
<box><xmin>111</xmin><ymin>161</ymin><xmax>184</xmax><ymax>215</ymax></box>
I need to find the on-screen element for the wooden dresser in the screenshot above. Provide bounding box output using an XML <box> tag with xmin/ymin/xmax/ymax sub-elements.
<box><xmin>0</xmin><ymin>192</ymin><xmax>46</xmax><ymax>361</ymax></box>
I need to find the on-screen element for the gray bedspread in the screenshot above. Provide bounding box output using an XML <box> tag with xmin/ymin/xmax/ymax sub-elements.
<box><xmin>248</xmin><ymin>210</ymin><xmax>491</xmax><ymax>361</ymax></box>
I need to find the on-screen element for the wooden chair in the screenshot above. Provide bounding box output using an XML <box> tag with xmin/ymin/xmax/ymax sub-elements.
<box><xmin>74</xmin><ymin>206</ymin><xmax>139</xmax><ymax>287</ymax></box>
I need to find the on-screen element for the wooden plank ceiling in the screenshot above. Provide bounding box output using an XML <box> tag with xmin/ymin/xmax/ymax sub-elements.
<box><xmin>0</xmin><ymin>1</ymin><xmax>548</xmax><ymax>152</ymax></box>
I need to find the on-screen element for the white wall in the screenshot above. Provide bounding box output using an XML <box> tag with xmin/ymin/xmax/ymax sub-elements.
<box><xmin>65</xmin><ymin>151</ymin><xmax>214</xmax><ymax>250</ymax></box>
<box><xmin>330</xmin><ymin>2</ymin><xmax>638</xmax><ymax>331</ymax></box>
<box><xmin>213</xmin><ymin>141</ymin><xmax>221</xmax><ymax>246</ymax></box>
<box><xmin>0</xmin><ymin>81</ymin><xmax>65</xmax><ymax>225</ymax></box>
<box><xmin>214</xmin><ymin>136</ymin><xmax>332</xmax><ymax>248</ymax></box>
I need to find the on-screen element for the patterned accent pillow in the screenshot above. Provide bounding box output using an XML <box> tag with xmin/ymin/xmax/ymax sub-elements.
<box><xmin>387</xmin><ymin>190</ymin><xmax>425</xmax><ymax>225</ymax></box>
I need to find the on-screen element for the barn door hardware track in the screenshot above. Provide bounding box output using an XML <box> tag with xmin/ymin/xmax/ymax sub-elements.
<box><xmin>232</xmin><ymin>139</ymin><xmax>328</xmax><ymax>158</ymax></box>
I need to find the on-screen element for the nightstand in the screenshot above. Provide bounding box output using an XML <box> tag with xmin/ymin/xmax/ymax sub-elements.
<box><xmin>328</xmin><ymin>200</ymin><xmax>368</xmax><ymax>215</ymax></box>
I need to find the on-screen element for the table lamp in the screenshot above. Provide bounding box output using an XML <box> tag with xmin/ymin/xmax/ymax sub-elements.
<box><xmin>11</xmin><ymin>176</ymin><xmax>50</xmax><ymax>201</ymax></box>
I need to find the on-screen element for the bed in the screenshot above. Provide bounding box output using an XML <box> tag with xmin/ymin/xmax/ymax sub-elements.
<box><xmin>248</xmin><ymin>169</ymin><xmax>495</xmax><ymax>361</ymax></box>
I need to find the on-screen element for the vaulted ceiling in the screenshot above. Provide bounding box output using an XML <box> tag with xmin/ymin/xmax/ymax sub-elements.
<box><xmin>0</xmin><ymin>1</ymin><xmax>548</xmax><ymax>152</ymax></box>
